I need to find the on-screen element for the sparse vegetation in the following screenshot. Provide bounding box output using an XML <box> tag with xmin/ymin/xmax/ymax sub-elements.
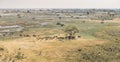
<box><xmin>0</xmin><ymin>9</ymin><xmax>120</xmax><ymax>62</ymax></box>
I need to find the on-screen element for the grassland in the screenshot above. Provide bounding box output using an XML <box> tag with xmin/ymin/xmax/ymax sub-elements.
<box><xmin>0</xmin><ymin>11</ymin><xmax>120</xmax><ymax>62</ymax></box>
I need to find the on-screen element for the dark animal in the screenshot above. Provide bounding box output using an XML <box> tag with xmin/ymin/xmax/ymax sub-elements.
<box><xmin>78</xmin><ymin>36</ymin><xmax>81</xmax><ymax>38</ymax></box>
<box><xmin>24</xmin><ymin>35</ymin><xmax>30</xmax><ymax>37</ymax></box>
<box><xmin>66</xmin><ymin>36</ymin><xmax>75</xmax><ymax>40</ymax></box>
<box><xmin>33</xmin><ymin>35</ymin><xmax>37</xmax><ymax>37</ymax></box>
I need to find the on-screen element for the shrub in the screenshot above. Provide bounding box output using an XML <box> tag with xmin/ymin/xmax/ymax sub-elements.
<box><xmin>15</xmin><ymin>52</ymin><xmax>25</xmax><ymax>60</ymax></box>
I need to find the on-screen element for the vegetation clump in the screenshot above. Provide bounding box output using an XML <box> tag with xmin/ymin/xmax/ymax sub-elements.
<box><xmin>64</xmin><ymin>25</ymin><xmax>79</xmax><ymax>39</ymax></box>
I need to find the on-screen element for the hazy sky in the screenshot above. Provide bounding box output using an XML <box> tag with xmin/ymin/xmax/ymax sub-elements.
<box><xmin>0</xmin><ymin>0</ymin><xmax>120</xmax><ymax>8</ymax></box>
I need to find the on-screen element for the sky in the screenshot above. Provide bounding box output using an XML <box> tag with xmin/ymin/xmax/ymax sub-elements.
<box><xmin>0</xmin><ymin>0</ymin><xmax>120</xmax><ymax>9</ymax></box>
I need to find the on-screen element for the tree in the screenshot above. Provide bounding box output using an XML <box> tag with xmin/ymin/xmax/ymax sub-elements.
<box><xmin>56</xmin><ymin>22</ymin><xmax>61</xmax><ymax>25</ymax></box>
<box><xmin>86</xmin><ymin>12</ymin><xmax>89</xmax><ymax>15</ymax></box>
<box><xmin>59</xmin><ymin>17</ymin><xmax>62</xmax><ymax>19</ymax></box>
<box><xmin>17</xmin><ymin>14</ymin><xmax>21</xmax><ymax>18</ymax></box>
<box><xmin>27</xmin><ymin>10</ymin><xmax>31</xmax><ymax>13</ymax></box>
<box><xmin>0</xmin><ymin>15</ymin><xmax>1</xmax><ymax>18</ymax></box>
<box><xmin>64</xmin><ymin>25</ymin><xmax>79</xmax><ymax>39</ymax></box>
<box><xmin>56</xmin><ymin>22</ymin><xmax>65</xmax><ymax>27</ymax></box>
<box><xmin>32</xmin><ymin>17</ymin><xmax>35</xmax><ymax>20</ymax></box>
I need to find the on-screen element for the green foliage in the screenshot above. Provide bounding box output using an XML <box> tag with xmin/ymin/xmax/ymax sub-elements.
<box><xmin>64</xmin><ymin>25</ymin><xmax>79</xmax><ymax>36</ymax></box>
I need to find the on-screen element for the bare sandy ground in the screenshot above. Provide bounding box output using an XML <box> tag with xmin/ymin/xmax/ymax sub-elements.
<box><xmin>88</xmin><ymin>18</ymin><xmax>120</xmax><ymax>23</ymax></box>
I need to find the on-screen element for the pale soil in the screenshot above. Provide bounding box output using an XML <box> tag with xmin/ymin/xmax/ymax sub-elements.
<box><xmin>88</xmin><ymin>18</ymin><xmax>120</xmax><ymax>23</ymax></box>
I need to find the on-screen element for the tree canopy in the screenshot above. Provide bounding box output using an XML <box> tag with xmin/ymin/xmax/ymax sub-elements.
<box><xmin>64</xmin><ymin>25</ymin><xmax>79</xmax><ymax>36</ymax></box>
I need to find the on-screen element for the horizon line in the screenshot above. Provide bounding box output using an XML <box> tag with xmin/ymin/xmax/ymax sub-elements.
<box><xmin>0</xmin><ymin>8</ymin><xmax>120</xmax><ymax>9</ymax></box>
